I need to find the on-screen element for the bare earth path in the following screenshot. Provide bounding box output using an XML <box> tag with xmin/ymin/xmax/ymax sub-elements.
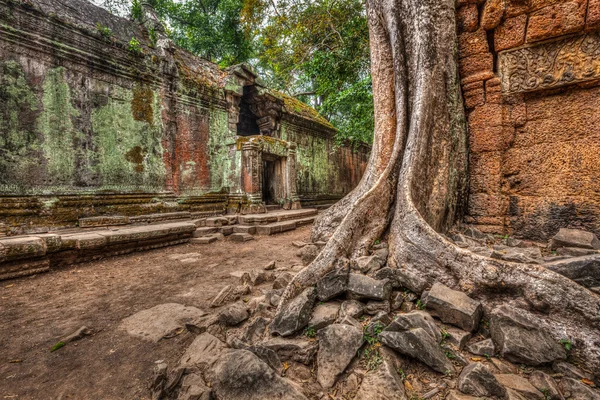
<box><xmin>0</xmin><ymin>226</ymin><xmax>310</xmax><ymax>400</ymax></box>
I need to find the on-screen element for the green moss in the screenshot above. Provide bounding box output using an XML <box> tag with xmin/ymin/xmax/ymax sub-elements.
<box><xmin>38</xmin><ymin>67</ymin><xmax>83</xmax><ymax>185</ymax></box>
<box><xmin>267</xmin><ymin>89</ymin><xmax>335</xmax><ymax>130</ymax></box>
<box><xmin>91</xmin><ymin>86</ymin><xmax>165</xmax><ymax>190</ymax></box>
<box><xmin>208</xmin><ymin>108</ymin><xmax>233</xmax><ymax>190</ymax></box>
<box><xmin>0</xmin><ymin>60</ymin><xmax>39</xmax><ymax>190</ymax></box>
<box><xmin>131</xmin><ymin>84</ymin><xmax>154</xmax><ymax>125</ymax></box>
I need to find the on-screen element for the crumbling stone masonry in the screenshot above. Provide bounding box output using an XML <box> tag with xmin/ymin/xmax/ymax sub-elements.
<box><xmin>0</xmin><ymin>0</ymin><xmax>369</xmax><ymax>236</ymax></box>
<box><xmin>458</xmin><ymin>0</ymin><xmax>600</xmax><ymax>240</ymax></box>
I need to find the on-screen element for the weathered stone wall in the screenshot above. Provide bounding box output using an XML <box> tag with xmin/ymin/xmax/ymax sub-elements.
<box><xmin>458</xmin><ymin>0</ymin><xmax>600</xmax><ymax>240</ymax></box>
<box><xmin>0</xmin><ymin>0</ymin><xmax>368</xmax><ymax>234</ymax></box>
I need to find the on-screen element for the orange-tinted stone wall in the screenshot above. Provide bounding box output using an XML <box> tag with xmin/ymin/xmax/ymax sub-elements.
<box><xmin>458</xmin><ymin>0</ymin><xmax>600</xmax><ymax>240</ymax></box>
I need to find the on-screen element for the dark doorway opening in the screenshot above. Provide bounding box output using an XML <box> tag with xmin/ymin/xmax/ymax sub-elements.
<box><xmin>262</xmin><ymin>154</ymin><xmax>285</xmax><ymax>205</ymax></box>
<box><xmin>237</xmin><ymin>86</ymin><xmax>260</xmax><ymax>137</ymax></box>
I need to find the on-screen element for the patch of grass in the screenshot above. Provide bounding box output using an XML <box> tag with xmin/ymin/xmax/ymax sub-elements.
<box><xmin>441</xmin><ymin>327</ymin><xmax>450</xmax><ymax>341</ymax></box>
<box><xmin>445</xmin><ymin>350</ymin><xmax>456</xmax><ymax>359</ymax></box>
<box><xmin>96</xmin><ymin>23</ymin><xmax>112</xmax><ymax>39</ymax></box>
<box><xmin>304</xmin><ymin>327</ymin><xmax>316</xmax><ymax>338</ymax></box>
<box><xmin>560</xmin><ymin>339</ymin><xmax>573</xmax><ymax>352</ymax></box>
<box><xmin>416</xmin><ymin>299</ymin><xmax>425</xmax><ymax>310</ymax></box>
<box><xmin>363</xmin><ymin>322</ymin><xmax>385</xmax><ymax>345</ymax></box>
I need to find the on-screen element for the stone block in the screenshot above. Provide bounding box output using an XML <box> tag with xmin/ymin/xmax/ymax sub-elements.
<box><xmin>457</xmin><ymin>363</ymin><xmax>507</xmax><ymax>398</ymax></box>
<box><xmin>0</xmin><ymin>237</ymin><xmax>47</xmax><ymax>261</ymax></box>
<box><xmin>463</xmin><ymin>85</ymin><xmax>485</xmax><ymax>109</ymax></box>
<box><xmin>457</xmin><ymin>4</ymin><xmax>479</xmax><ymax>32</ymax></box>
<box><xmin>495</xmin><ymin>374</ymin><xmax>545</xmax><ymax>399</ymax></box>
<box><xmin>505</xmin><ymin>0</ymin><xmax>530</xmax><ymax>17</ymax></box>
<box><xmin>459</xmin><ymin>29</ymin><xmax>489</xmax><ymax>59</ymax></box>
<box><xmin>467</xmin><ymin>338</ymin><xmax>496</xmax><ymax>356</ymax></box>
<box><xmin>317</xmin><ymin>267</ymin><xmax>349</xmax><ymax>301</ymax></box>
<box><xmin>78</xmin><ymin>216</ymin><xmax>129</xmax><ymax>228</ymax></box>
<box><xmin>544</xmin><ymin>255</ymin><xmax>600</xmax><ymax>287</ymax></box>
<box><xmin>231</xmin><ymin>233</ymin><xmax>255</xmax><ymax>242</ymax></box>
<box><xmin>270</xmin><ymin>287</ymin><xmax>316</xmax><ymax>336</ymax></box>
<box><xmin>459</xmin><ymin>53</ymin><xmax>494</xmax><ymax>78</ymax></box>
<box><xmin>206</xmin><ymin>217</ymin><xmax>229</xmax><ymax>227</ymax></box>
<box><xmin>191</xmin><ymin>236</ymin><xmax>218</xmax><ymax>244</ymax></box>
<box><xmin>347</xmin><ymin>274</ymin><xmax>392</xmax><ymax>300</ymax></box>
<box><xmin>422</xmin><ymin>283</ymin><xmax>483</xmax><ymax>332</ymax></box>
<box><xmin>550</xmin><ymin>228</ymin><xmax>600</xmax><ymax>250</ymax></box>
<box><xmin>588</xmin><ymin>0</ymin><xmax>600</xmax><ymax>28</ymax></box>
<box><xmin>317</xmin><ymin>324</ymin><xmax>364</xmax><ymax>389</ymax></box>
<box><xmin>308</xmin><ymin>302</ymin><xmax>340</xmax><ymax>330</ymax></box>
<box><xmin>495</xmin><ymin>14</ymin><xmax>527</xmax><ymax>51</ymax></box>
<box><xmin>255</xmin><ymin>221</ymin><xmax>296</xmax><ymax>235</ymax></box>
<box><xmin>526</xmin><ymin>1</ymin><xmax>586</xmax><ymax>43</ymax></box>
<box><xmin>233</xmin><ymin>225</ymin><xmax>256</xmax><ymax>234</ymax></box>
<box><xmin>194</xmin><ymin>227</ymin><xmax>218</xmax><ymax>237</ymax></box>
<box><xmin>481</xmin><ymin>0</ymin><xmax>507</xmax><ymax>30</ymax></box>
<box><xmin>219</xmin><ymin>226</ymin><xmax>233</xmax><ymax>236</ymax></box>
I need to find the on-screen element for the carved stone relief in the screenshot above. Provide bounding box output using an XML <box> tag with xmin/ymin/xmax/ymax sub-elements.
<box><xmin>499</xmin><ymin>32</ymin><xmax>600</xmax><ymax>94</ymax></box>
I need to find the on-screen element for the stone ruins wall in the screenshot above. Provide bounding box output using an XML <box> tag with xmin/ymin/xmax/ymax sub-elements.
<box><xmin>457</xmin><ymin>0</ymin><xmax>600</xmax><ymax>240</ymax></box>
<box><xmin>0</xmin><ymin>0</ymin><xmax>368</xmax><ymax>235</ymax></box>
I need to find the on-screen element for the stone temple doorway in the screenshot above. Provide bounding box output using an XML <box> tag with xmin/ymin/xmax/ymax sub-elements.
<box><xmin>262</xmin><ymin>155</ymin><xmax>286</xmax><ymax>205</ymax></box>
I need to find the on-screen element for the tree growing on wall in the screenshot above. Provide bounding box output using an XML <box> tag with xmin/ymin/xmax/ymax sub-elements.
<box><xmin>276</xmin><ymin>0</ymin><xmax>600</xmax><ymax>370</ymax></box>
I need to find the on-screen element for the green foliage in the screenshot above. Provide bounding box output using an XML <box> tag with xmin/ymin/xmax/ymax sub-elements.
<box><xmin>304</xmin><ymin>327</ymin><xmax>316</xmax><ymax>338</ymax></box>
<box><xmin>362</xmin><ymin>346</ymin><xmax>383</xmax><ymax>371</ymax></box>
<box><xmin>50</xmin><ymin>341</ymin><xmax>65</xmax><ymax>352</ymax></box>
<box><xmin>128</xmin><ymin>37</ymin><xmax>142</xmax><ymax>54</ymax></box>
<box><xmin>560</xmin><ymin>339</ymin><xmax>573</xmax><ymax>352</ymax></box>
<box><xmin>130</xmin><ymin>0</ymin><xmax>142</xmax><ymax>20</ymax></box>
<box><xmin>96</xmin><ymin>23</ymin><xmax>113</xmax><ymax>39</ymax></box>
<box><xmin>148</xmin><ymin>27</ymin><xmax>157</xmax><ymax>48</ymax></box>
<box><xmin>363</xmin><ymin>322</ymin><xmax>384</xmax><ymax>345</ymax></box>
<box><xmin>441</xmin><ymin>327</ymin><xmax>450</xmax><ymax>341</ymax></box>
<box><xmin>416</xmin><ymin>299</ymin><xmax>425</xmax><ymax>310</ymax></box>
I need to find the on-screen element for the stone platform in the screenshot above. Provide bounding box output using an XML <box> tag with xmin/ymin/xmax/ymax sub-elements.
<box><xmin>0</xmin><ymin>208</ymin><xmax>318</xmax><ymax>281</ymax></box>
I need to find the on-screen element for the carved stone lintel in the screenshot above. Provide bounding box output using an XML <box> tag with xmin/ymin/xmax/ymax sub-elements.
<box><xmin>499</xmin><ymin>32</ymin><xmax>600</xmax><ymax>94</ymax></box>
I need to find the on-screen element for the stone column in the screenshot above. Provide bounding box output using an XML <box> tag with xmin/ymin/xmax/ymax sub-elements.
<box><xmin>285</xmin><ymin>143</ymin><xmax>301</xmax><ymax>210</ymax></box>
<box><xmin>241</xmin><ymin>141</ymin><xmax>266</xmax><ymax>213</ymax></box>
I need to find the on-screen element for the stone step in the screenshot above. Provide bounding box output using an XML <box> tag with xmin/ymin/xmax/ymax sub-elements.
<box><xmin>233</xmin><ymin>225</ymin><xmax>257</xmax><ymax>234</ymax></box>
<box><xmin>265</xmin><ymin>205</ymin><xmax>281</xmax><ymax>212</ymax></box>
<box><xmin>231</xmin><ymin>233</ymin><xmax>255</xmax><ymax>242</ymax></box>
<box><xmin>193</xmin><ymin>227</ymin><xmax>218</xmax><ymax>237</ymax></box>
<box><xmin>191</xmin><ymin>236</ymin><xmax>218</xmax><ymax>244</ymax></box>
<box><xmin>295</xmin><ymin>216</ymin><xmax>316</xmax><ymax>227</ymax></box>
<box><xmin>238</xmin><ymin>209</ymin><xmax>318</xmax><ymax>225</ymax></box>
<box><xmin>219</xmin><ymin>226</ymin><xmax>234</xmax><ymax>236</ymax></box>
<box><xmin>255</xmin><ymin>221</ymin><xmax>297</xmax><ymax>236</ymax></box>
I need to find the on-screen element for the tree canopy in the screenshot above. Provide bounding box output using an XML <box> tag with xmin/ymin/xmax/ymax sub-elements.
<box><xmin>92</xmin><ymin>0</ymin><xmax>374</xmax><ymax>145</ymax></box>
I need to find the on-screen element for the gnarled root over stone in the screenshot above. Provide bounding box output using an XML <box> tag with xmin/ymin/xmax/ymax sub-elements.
<box><xmin>277</xmin><ymin>0</ymin><xmax>600</xmax><ymax>371</ymax></box>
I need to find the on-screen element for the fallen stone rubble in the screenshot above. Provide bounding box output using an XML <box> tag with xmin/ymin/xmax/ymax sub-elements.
<box><xmin>121</xmin><ymin>226</ymin><xmax>600</xmax><ymax>399</ymax></box>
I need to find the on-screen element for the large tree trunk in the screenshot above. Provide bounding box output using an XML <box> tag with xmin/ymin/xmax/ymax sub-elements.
<box><xmin>279</xmin><ymin>0</ymin><xmax>600</xmax><ymax>370</ymax></box>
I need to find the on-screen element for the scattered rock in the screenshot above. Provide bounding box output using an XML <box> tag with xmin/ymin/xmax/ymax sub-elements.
<box><xmin>354</xmin><ymin>358</ymin><xmax>407</xmax><ymax>400</ymax></box>
<box><xmin>380</xmin><ymin>328</ymin><xmax>453</xmax><ymax>374</ymax></box>
<box><xmin>176</xmin><ymin>372</ymin><xmax>211</xmax><ymax>400</ymax></box>
<box><xmin>316</xmin><ymin>266</ymin><xmax>349</xmax><ymax>301</ymax></box>
<box><xmin>61</xmin><ymin>326</ymin><xmax>92</xmax><ymax>344</ymax></box>
<box><xmin>373</xmin><ymin>268</ymin><xmax>402</xmax><ymax>288</ymax></box>
<box><xmin>299</xmin><ymin>244</ymin><xmax>320</xmax><ymax>265</ymax></box>
<box><xmin>241</xmin><ymin>269</ymin><xmax>274</xmax><ymax>286</ymax></box>
<box><xmin>309</xmin><ymin>302</ymin><xmax>340</xmax><ymax>330</ymax></box>
<box><xmin>260</xmin><ymin>337</ymin><xmax>318</xmax><ymax>365</ymax></box>
<box><xmin>445</xmin><ymin>390</ymin><xmax>480</xmax><ymax>400</ymax></box>
<box><xmin>467</xmin><ymin>339</ymin><xmax>495</xmax><ymax>356</ymax></box>
<box><xmin>444</xmin><ymin>327</ymin><xmax>471</xmax><ymax>350</ymax></box>
<box><xmin>120</xmin><ymin>303</ymin><xmax>208</xmax><ymax>343</ymax></box>
<box><xmin>552</xmin><ymin>360</ymin><xmax>595</xmax><ymax>381</ymax></box>
<box><xmin>211</xmin><ymin>285</ymin><xmax>250</xmax><ymax>308</ymax></box>
<box><xmin>544</xmin><ymin>255</ymin><xmax>600</xmax><ymax>288</ymax></box>
<box><xmin>421</xmin><ymin>283</ymin><xmax>482</xmax><ymax>332</ymax></box>
<box><xmin>270</xmin><ymin>287</ymin><xmax>317</xmax><ymax>336</ymax></box>
<box><xmin>558</xmin><ymin>377</ymin><xmax>600</xmax><ymax>400</ymax></box>
<box><xmin>372</xmin><ymin>247</ymin><xmax>389</xmax><ymax>263</ymax></box>
<box><xmin>365</xmin><ymin>300</ymin><xmax>391</xmax><ymax>315</ymax></box>
<box><xmin>489</xmin><ymin>305</ymin><xmax>566</xmax><ymax>366</ymax></box>
<box><xmin>556</xmin><ymin>247</ymin><xmax>598</xmax><ymax>257</ymax></box>
<box><xmin>338</xmin><ymin>315</ymin><xmax>362</xmax><ymax>330</ymax></box>
<box><xmin>207</xmin><ymin>350</ymin><xmax>308</xmax><ymax>400</ymax></box>
<box><xmin>239</xmin><ymin>316</ymin><xmax>269</xmax><ymax>344</ymax></box>
<box><xmin>179</xmin><ymin>333</ymin><xmax>227</xmax><ymax>371</ymax></box>
<box><xmin>364</xmin><ymin>311</ymin><xmax>392</xmax><ymax>337</ymax></box>
<box><xmin>385</xmin><ymin>311</ymin><xmax>441</xmax><ymax>343</ymax></box>
<box><xmin>317</xmin><ymin>324</ymin><xmax>364</xmax><ymax>389</ymax></box>
<box><xmin>457</xmin><ymin>362</ymin><xmax>506</xmax><ymax>398</ymax></box>
<box><xmin>390</xmin><ymin>292</ymin><xmax>404</xmax><ymax>310</ymax></box>
<box><xmin>231</xmin><ymin>232</ymin><xmax>254</xmax><ymax>242</ymax></box>
<box><xmin>550</xmin><ymin>228</ymin><xmax>600</xmax><ymax>250</ymax></box>
<box><xmin>265</xmin><ymin>288</ymin><xmax>284</xmax><ymax>307</ymax></box>
<box><xmin>354</xmin><ymin>255</ymin><xmax>383</xmax><ymax>274</ymax></box>
<box><xmin>273</xmin><ymin>272</ymin><xmax>294</xmax><ymax>290</ymax></box>
<box><xmin>529</xmin><ymin>371</ymin><xmax>564</xmax><ymax>400</ymax></box>
<box><xmin>264</xmin><ymin>260</ymin><xmax>276</xmax><ymax>270</ymax></box>
<box><xmin>491</xmin><ymin>246</ymin><xmax>542</xmax><ymax>263</ymax></box>
<box><xmin>489</xmin><ymin>357</ymin><xmax>517</xmax><ymax>374</ymax></box>
<box><xmin>292</xmin><ymin>241</ymin><xmax>307</xmax><ymax>248</ymax></box>
<box><xmin>227</xmin><ymin>338</ymin><xmax>284</xmax><ymax>374</ymax></box>
<box><xmin>218</xmin><ymin>302</ymin><xmax>249</xmax><ymax>326</ymax></box>
<box><xmin>339</xmin><ymin>300</ymin><xmax>365</xmax><ymax>319</ymax></box>
<box><xmin>347</xmin><ymin>274</ymin><xmax>392</xmax><ymax>301</ymax></box>
<box><xmin>495</xmin><ymin>374</ymin><xmax>544</xmax><ymax>399</ymax></box>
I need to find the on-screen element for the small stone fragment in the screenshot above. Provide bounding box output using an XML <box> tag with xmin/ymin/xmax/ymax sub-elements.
<box><xmin>558</xmin><ymin>377</ymin><xmax>600</xmax><ymax>400</ymax></box>
<box><xmin>338</xmin><ymin>300</ymin><xmax>365</xmax><ymax>319</ymax></box>
<box><xmin>457</xmin><ymin>363</ymin><xmax>506</xmax><ymax>398</ymax></box>
<box><xmin>218</xmin><ymin>302</ymin><xmax>249</xmax><ymax>326</ymax></box>
<box><xmin>380</xmin><ymin>328</ymin><xmax>454</xmax><ymax>374</ymax></box>
<box><xmin>299</xmin><ymin>244</ymin><xmax>320</xmax><ymax>265</ymax></box>
<box><xmin>544</xmin><ymin>255</ymin><xmax>600</xmax><ymax>288</ymax></box>
<box><xmin>385</xmin><ymin>311</ymin><xmax>441</xmax><ymax>343</ymax></box>
<box><xmin>260</xmin><ymin>337</ymin><xmax>318</xmax><ymax>365</ymax></box>
<box><xmin>316</xmin><ymin>266</ymin><xmax>349</xmax><ymax>301</ymax></box>
<box><xmin>354</xmin><ymin>255</ymin><xmax>383</xmax><ymax>273</ymax></box>
<box><xmin>264</xmin><ymin>260</ymin><xmax>276</xmax><ymax>270</ymax></box>
<box><xmin>467</xmin><ymin>338</ymin><xmax>495</xmax><ymax>357</ymax></box>
<box><xmin>317</xmin><ymin>324</ymin><xmax>364</xmax><ymax>389</ymax></box>
<box><xmin>231</xmin><ymin>233</ymin><xmax>254</xmax><ymax>242</ymax></box>
<box><xmin>444</xmin><ymin>327</ymin><xmax>471</xmax><ymax>350</ymax></box>
<box><xmin>308</xmin><ymin>302</ymin><xmax>340</xmax><ymax>330</ymax></box>
<box><xmin>529</xmin><ymin>371</ymin><xmax>564</xmax><ymax>400</ymax></box>
<box><xmin>179</xmin><ymin>333</ymin><xmax>227</xmax><ymax>370</ymax></box>
<box><xmin>422</xmin><ymin>283</ymin><xmax>482</xmax><ymax>332</ymax></box>
<box><xmin>270</xmin><ymin>287</ymin><xmax>317</xmax><ymax>336</ymax></box>
<box><xmin>354</xmin><ymin>358</ymin><xmax>407</xmax><ymax>400</ymax></box>
<box><xmin>365</xmin><ymin>300</ymin><xmax>391</xmax><ymax>315</ymax></box>
<box><xmin>552</xmin><ymin>360</ymin><xmax>595</xmax><ymax>381</ymax></box>
<box><xmin>494</xmin><ymin>374</ymin><xmax>544</xmax><ymax>400</ymax></box>
<box><xmin>273</xmin><ymin>271</ymin><xmax>294</xmax><ymax>290</ymax></box>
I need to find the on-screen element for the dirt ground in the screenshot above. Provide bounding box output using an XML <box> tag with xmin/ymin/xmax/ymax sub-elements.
<box><xmin>0</xmin><ymin>226</ymin><xmax>311</xmax><ymax>400</ymax></box>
